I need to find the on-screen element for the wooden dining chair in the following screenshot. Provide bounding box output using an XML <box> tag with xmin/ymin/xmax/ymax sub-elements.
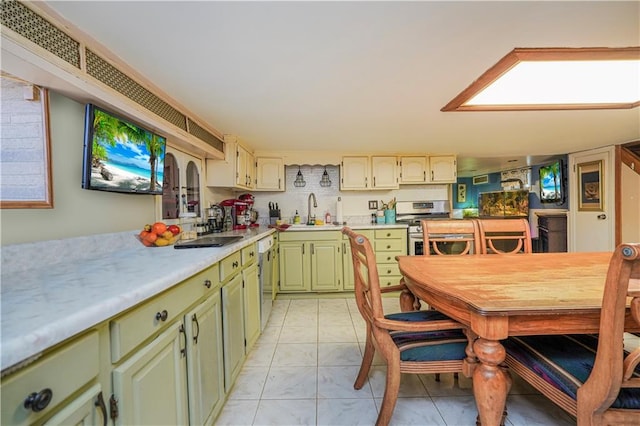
<box><xmin>421</xmin><ymin>219</ymin><xmax>481</xmax><ymax>256</ymax></box>
<box><xmin>477</xmin><ymin>218</ymin><xmax>533</xmax><ymax>254</ymax></box>
<box><xmin>342</xmin><ymin>227</ymin><xmax>472</xmax><ymax>426</ymax></box>
<box><xmin>503</xmin><ymin>242</ymin><xmax>640</xmax><ymax>425</ymax></box>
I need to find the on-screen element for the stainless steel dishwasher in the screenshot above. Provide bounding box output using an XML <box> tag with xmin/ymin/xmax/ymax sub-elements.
<box><xmin>257</xmin><ymin>235</ymin><xmax>274</xmax><ymax>330</ymax></box>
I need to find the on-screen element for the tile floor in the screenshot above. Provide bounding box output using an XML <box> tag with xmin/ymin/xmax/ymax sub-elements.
<box><xmin>215</xmin><ymin>297</ymin><xmax>576</xmax><ymax>426</ymax></box>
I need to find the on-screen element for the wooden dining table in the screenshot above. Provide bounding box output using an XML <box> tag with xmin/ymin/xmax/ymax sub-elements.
<box><xmin>397</xmin><ymin>251</ymin><xmax>622</xmax><ymax>426</ymax></box>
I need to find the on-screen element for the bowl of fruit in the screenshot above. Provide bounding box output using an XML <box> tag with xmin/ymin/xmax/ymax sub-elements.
<box><xmin>138</xmin><ymin>222</ymin><xmax>182</xmax><ymax>247</ymax></box>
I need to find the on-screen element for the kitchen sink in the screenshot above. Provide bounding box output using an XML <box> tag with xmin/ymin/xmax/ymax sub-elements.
<box><xmin>174</xmin><ymin>235</ymin><xmax>244</xmax><ymax>249</ymax></box>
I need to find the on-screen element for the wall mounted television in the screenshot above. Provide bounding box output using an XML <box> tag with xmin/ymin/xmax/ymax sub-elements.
<box><xmin>82</xmin><ymin>104</ymin><xmax>166</xmax><ymax>195</ymax></box>
<box><xmin>538</xmin><ymin>159</ymin><xmax>565</xmax><ymax>203</ymax></box>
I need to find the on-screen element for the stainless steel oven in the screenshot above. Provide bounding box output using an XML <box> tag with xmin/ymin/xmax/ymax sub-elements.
<box><xmin>395</xmin><ymin>200</ymin><xmax>450</xmax><ymax>255</ymax></box>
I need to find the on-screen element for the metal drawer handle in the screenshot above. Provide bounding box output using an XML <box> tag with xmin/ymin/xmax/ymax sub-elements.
<box><xmin>232</xmin><ymin>261</ymin><xmax>239</xmax><ymax>268</ymax></box>
<box><xmin>192</xmin><ymin>313</ymin><xmax>200</xmax><ymax>344</ymax></box>
<box><xmin>387</xmin><ymin>245</ymin><xmax>391</xmax><ymax>249</ymax></box>
<box><xmin>203</xmin><ymin>279</ymin><xmax>212</xmax><ymax>289</ymax></box>
<box><xmin>24</xmin><ymin>388</ymin><xmax>53</xmax><ymax>412</ymax></box>
<box><xmin>155</xmin><ymin>310</ymin><xmax>168</xmax><ymax>322</ymax></box>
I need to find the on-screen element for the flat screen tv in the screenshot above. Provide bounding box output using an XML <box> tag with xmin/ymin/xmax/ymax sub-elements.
<box><xmin>82</xmin><ymin>104</ymin><xmax>166</xmax><ymax>195</ymax></box>
<box><xmin>539</xmin><ymin>159</ymin><xmax>564</xmax><ymax>203</ymax></box>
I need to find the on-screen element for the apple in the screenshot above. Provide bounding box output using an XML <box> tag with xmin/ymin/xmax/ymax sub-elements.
<box><xmin>168</xmin><ymin>224</ymin><xmax>181</xmax><ymax>236</ymax></box>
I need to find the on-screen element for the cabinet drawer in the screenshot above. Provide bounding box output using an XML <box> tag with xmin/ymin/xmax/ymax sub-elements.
<box><xmin>242</xmin><ymin>243</ymin><xmax>257</xmax><ymax>266</ymax></box>
<box><xmin>1</xmin><ymin>332</ymin><xmax>99</xmax><ymax>426</ymax></box>
<box><xmin>374</xmin><ymin>239</ymin><xmax>405</xmax><ymax>252</ymax></box>
<box><xmin>378</xmin><ymin>263</ymin><xmax>400</xmax><ymax>277</ymax></box>
<box><xmin>220</xmin><ymin>252</ymin><xmax>242</xmax><ymax>282</ymax></box>
<box><xmin>110</xmin><ymin>274</ymin><xmax>205</xmax><ymax>363</ymax></box>
<box><xmin>374</xmin><ymin>229</ymin><xmax>406</xmax><ymax>239</ymax></box>
<box><xmin>280</xmin><ymin>230</ymin><xmax>341</xmax><ymax>241</ymax></box>
<box><xmin>375</xmin><ymin>251</ymin><xmax>401</xmax><ymax>264</ymax></box>
<box><xmin>379</xmin><ymin>275</ymin><xmax>403</xmax><ymax>288</ymax></box>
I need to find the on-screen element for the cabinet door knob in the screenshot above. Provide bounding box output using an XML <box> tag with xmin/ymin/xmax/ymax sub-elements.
<box><xmin>203</xmin><ymin>279</ymin><xmax>212</xmax><ymax>289</ymax></box>
<box><xmin>155</xmin><ymin>310</ymin><xmax>168</xmax><ymax>322</ymax></box>
<box><xmin>24</xmin><ymin>388</ymin><xmax>53</xmax><ymax>412</ymax></box>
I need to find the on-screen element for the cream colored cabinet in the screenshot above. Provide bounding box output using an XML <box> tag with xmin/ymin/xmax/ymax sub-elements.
<box><xmin>429</xmin><ymin>155</ymin><xmax>457</xmax><ymax>183</ymax></box>
<box><xmin>371</xmin><ymin>156</ymin><xmax>399</xmax><ymax>189</ymax></box>
<box><xmin>112</xmin><ymin>321</ymin><xmax>189</xmax><ymax>425</ymax></box>
<box><xmin>255</xmin><ymin>157</ymin><xmax>284</xmax><ymax>191</ymax></box>
<box><xmin>340</xmin><ymin>156</ymin><xmax>370</xmax><ymax>190</ymax></box>
<box><xmin>184</xmin><ymin>293</ymin><xmax>224</xmax><ymax>425</ymax></box>
<box><xmin>206</xmin><ymin>136</ymin><xmax>254</xmax><ymax>190</ymax></box>
<box><xmin>1</xmin><ymin>332</ymin><xmax>101</xmax><ymax>426</ymax></box>
<box><xmin>399</xmin><ymin>156</ymin><xmax>428</xmax><ymax>184</ymax></box>
<box><xmin>341</xmin><ymin>156</ymin><xmax>399</xmax><ymax>190</ymax></box>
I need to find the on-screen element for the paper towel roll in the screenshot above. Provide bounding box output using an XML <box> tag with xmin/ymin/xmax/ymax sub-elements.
<box><xmin>336</xmin><ymin>197</ymin><xmax>343</xmax><ymax>224</ymax></box>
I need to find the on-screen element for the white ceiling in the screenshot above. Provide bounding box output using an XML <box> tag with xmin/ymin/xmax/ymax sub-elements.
<box><xmin>38</xmin><ymin>1</ymin><xmax>640</xmax><ymax>176</ymax></box>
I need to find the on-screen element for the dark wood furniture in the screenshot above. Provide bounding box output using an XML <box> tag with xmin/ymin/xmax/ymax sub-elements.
<box><xmin>397</xmin><ymin>251</ymin><xmax>639</xmax><ymax>426</ymax></box>
<box><xmin>536</xmin><ymin>213</ymin><xmax>567</xmax><ymax>253</ymax></box>
<box><xmin>342</xmin><ymin>227</ymin><xmax>473</xmax><ymax>426</ymax></box>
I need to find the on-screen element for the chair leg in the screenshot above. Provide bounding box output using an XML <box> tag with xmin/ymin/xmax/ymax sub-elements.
<box><xmin>435</xmin><ymin>373</ymin><xmax>440</xmax><ymax>382</ymax></box>
<box><xmin>377</xmin><ymin>361</ymin><xmax>401</xmax><ymax>426</ymax></box>
<box><xmin>354</xmin><ymin>331</ymin><xmax>375</xmax><ymax>390</ymax></box>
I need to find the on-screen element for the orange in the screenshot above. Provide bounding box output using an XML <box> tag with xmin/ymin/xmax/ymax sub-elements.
<box><xmin>152</xmin><ymin>222</ymin><xmax>167</xmax><ymax>236</ymax></box>
<box><xmin>143</xmin><ymin>232</ymin><xmax>158</xmax><ymax>245</ymax></box>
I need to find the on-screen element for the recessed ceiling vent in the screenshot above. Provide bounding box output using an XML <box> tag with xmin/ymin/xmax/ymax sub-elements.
<box><xmin>1</xmin><ymin>1</ymin><xmax>224</xmax><ymax>154</ymax></box>
<box><xmin>86</xmin><ymin>49</ymin><xmax>187</xmax><ymax>131</ymax></box>
<box><xmin>0</xmin><ymin>0</ymin><xmax>81</xmax><ymax>68</ymax></box>
<box><xmin>187</xmin><ymin>118</ymin><xmax>224</xmax><ymax>152</ymax></box>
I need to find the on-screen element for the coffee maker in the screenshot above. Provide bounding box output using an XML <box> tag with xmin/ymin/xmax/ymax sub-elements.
<box><xmin>207</xmin><ymin>204</ymin><xmax>224</xmax><ymax>233</ymax></box>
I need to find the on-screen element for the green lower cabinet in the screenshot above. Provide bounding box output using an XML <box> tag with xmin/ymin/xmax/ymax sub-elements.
<box><xmin>221</xmin><ymin>273</ymin><xmax>245</xmax><ymax>392</ymax></box>
<box><xmin>111</xmin><ymin>321</ymin><xmax>189</xmax><ymax>425</ymax></box>
<box><xmin>243</xmin><ymin>262</ymin><xmax>261</xmax><ymax>352</ymax></box>
<box><xmin>342</xmin><ymin>230</ymin><xmax>373</xmax><ymax>291</ymax></box>
<box><xmin>279</xmin><ymin>241</ymin><xmax>310</xmax><ymax>292</ymax></box>
<box><xmin>310</xmin><ymin>241</ymin><xmax>342</xmax><ymax>291</ymax></box>
<box><xmin>184</xmin><ymin>293</ymin><xmax>224</xmax><ymax>425</ymax></box>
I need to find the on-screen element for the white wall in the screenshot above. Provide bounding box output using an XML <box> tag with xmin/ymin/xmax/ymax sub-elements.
<box><xmin>621</xmin><ymin>163</ymin><xmax>640</xmax><ymax>243</ymax></box>
<box><xmin>1</xmin><ymin>92</ymin><xmax>156</xmax><ymax>245</ymax></box>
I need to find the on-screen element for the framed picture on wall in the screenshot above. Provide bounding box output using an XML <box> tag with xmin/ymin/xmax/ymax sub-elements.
<box><xmin>577</xmin><ymin>160</ymin><xmax>603</xmax><ymax>211</ymax></box>
<box><xmin>457</xmin><ymin>183</ymin><xmax>467</xmax><ymax>203</ymax></box>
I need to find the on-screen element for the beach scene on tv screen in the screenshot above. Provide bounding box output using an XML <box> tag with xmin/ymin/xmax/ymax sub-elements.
<box><xmin>90</xmin><ymin>109</ymin><xmax>165</xmax><ymax>193</ymax></box>
<box><xmin>540</xmin><ymin>163</ymin><xmax>561</xmax><ymax>201</ymax></box>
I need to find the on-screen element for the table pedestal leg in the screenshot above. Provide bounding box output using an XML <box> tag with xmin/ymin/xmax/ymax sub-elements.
<box><xmin>472</xmin><ymin>338</ymin><xmax>511</xmax><ymax>426</ymax></box>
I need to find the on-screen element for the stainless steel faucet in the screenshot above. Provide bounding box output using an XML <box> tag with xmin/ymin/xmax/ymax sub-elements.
<box><xmin>307</xmin><ymin>192</ymin><xmax>317</xmax><ymax>225</ymax></box>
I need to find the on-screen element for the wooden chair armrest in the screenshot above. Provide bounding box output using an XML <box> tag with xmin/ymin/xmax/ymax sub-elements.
<box><xmin>374</xmin><ymin>317</ymin><xmax>464</xmax><ymax>332</ymax></box>
<box><xmin>381</xmin><ymin>283</ymin><xmax>407</xmax><ymax>293</ymax></box>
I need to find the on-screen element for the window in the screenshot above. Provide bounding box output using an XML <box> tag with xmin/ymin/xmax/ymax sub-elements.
<box><xmin>0</xmin><ymin>75</ymin><xmax>53</xmax><ymax>208</ymax></box>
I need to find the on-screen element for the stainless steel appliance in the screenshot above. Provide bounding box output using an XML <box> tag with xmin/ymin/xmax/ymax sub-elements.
<box><xmin>257</xmin><ymin>235</ymin><xmax>274</xmax><ymax>330</ymax></box>
<box><xmin>395</xmin><ymin>200</ymin><xmax>450</xmax><ymax>255</ymax></box>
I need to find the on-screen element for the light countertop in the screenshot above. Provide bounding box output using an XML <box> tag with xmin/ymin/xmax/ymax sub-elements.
<box><xmin>1</xmin><ymin>223</ymin><xmax>407</xmax><ymax>373</ymax></box>
<box><xmin>0</xmin><ymin>227</ymin><xmax>274</xmax><ymax>373</ymax></box>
